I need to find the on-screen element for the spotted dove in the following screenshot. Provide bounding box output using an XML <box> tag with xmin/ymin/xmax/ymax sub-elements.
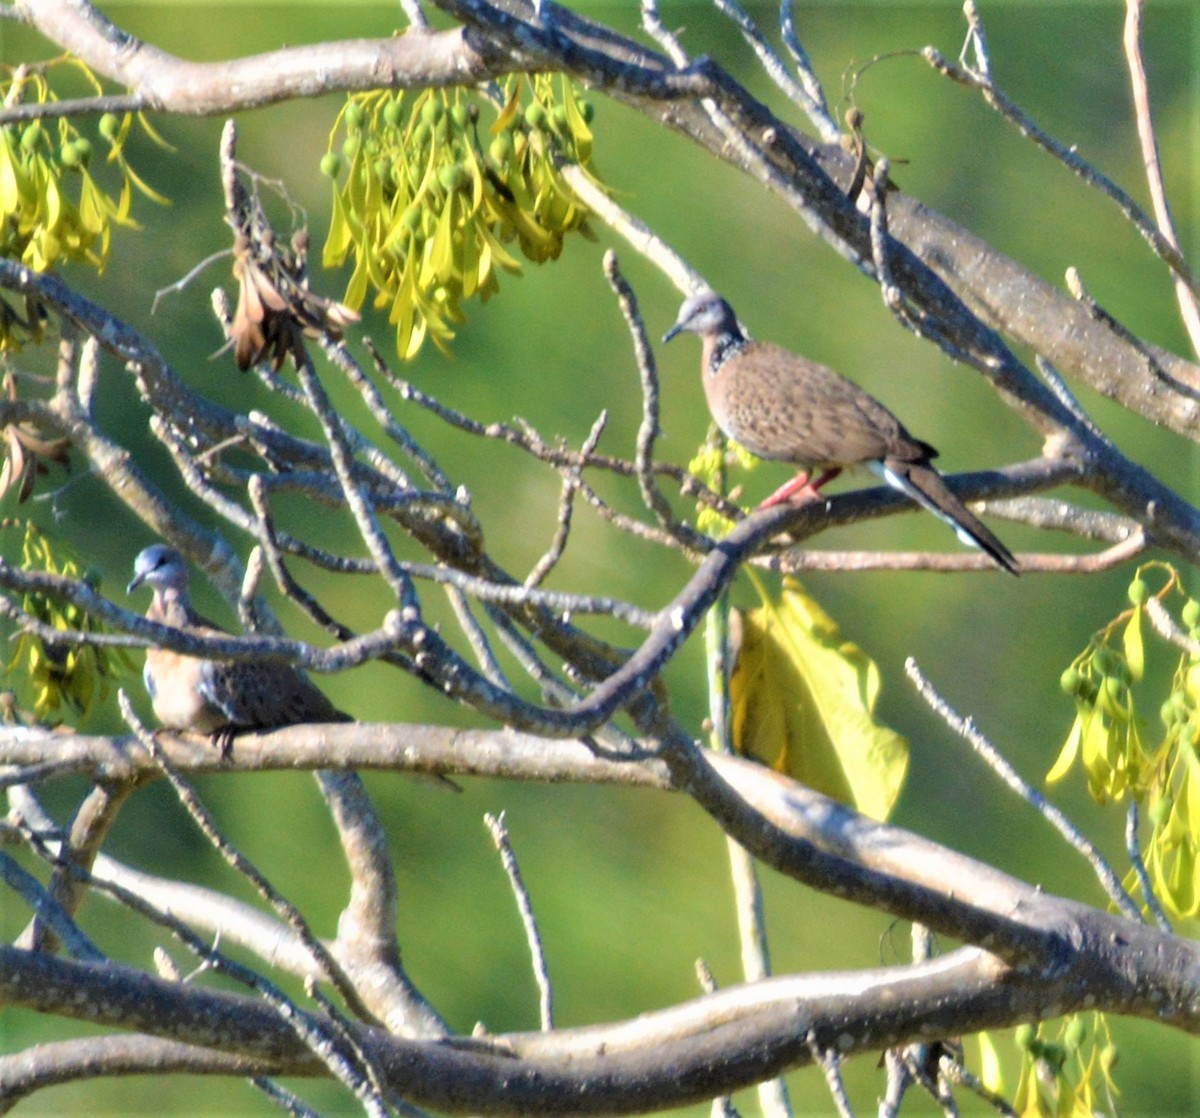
<box><xmin>663</xmin><ymin>291</ymin><xmax>1018</xmax><ymax>574</ymax></box>
<box><xmin>128</xmin><ymin>544</ymin><xmax>350</xmax><ymax>746</ymax></box>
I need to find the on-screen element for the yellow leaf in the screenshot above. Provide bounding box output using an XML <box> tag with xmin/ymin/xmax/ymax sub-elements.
<box><xmin>1122</xmin><ymin>608</ymin><xmax>1144</xmax><ymax>682</ymax></box>
<box><xmin>1046</xmin><ymin>712</ymin><xmax>1084</xmax><ymax>783</ymax></box>
<box><xmin>976</xmin><ymin>1031</ymin><xmax>1005</xmax><ymax>1093</ymax></box>
<box><xmin>730</xmin><ymin>578</ymin><xmax>908</xmax><ymax>821</ymax></box>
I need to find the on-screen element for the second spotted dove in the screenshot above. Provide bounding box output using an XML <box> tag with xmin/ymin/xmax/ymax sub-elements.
<box><xmin>664</xmin><ymin>291</ymin><xmax>1018</xmax><ymax>574</ymax></box>
<box><xmin>129</xmin><ymin>544</ymin><xmax>350</xmax><ymax>747</ymax></box>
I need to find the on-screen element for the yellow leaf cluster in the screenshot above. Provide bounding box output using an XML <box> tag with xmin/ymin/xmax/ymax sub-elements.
<box><xmin>1007</xmin><ymin>1014</ymin><xmax>1119</xmax><ymax>1118</ymax></box>
<box><xmin>321</xmin><ymin>76</ymin><xmax>601</xmax><ymax>361</ymax></box>
<box><xmin>730</xmin><ymin>578</ymin><xmax>908</xmax><ymax>821</ymax></box>
<box><xmin>0</xmin><ymin>63</ymin><xmax>162</xmax><ymax>350</ymax></box>
<box><xmin>3</xmin><ymin>519</ymin><xmax>131</xmax><ymax>725</ymax></box>
<box><xmin>1051</xmin><ymin>563</ymin><xmax>1200</xmax><ymax>919</ymax></box>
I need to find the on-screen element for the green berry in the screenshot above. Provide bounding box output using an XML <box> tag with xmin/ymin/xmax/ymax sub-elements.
<box><xmin>20</xmin><ymin>122</ymin><xmax>43</xmax><ymax>153</ymax></box>
<box><xmin>400</xmin><ymin>206</ymin><xmax>422</xmax><ymax>233</ymax></box>
<box><xmin>72</xmin><ymin>137</ymin><xmax>92</xmax><ymax>166</ymax></box>
<box><xmin>320</xmin><ymin>152</ymin><xmax>343</xmax><ymax>178</ymax></box>
<box><xmin>551</xmin><ymin>105</ymin><xmax>569</xmax><ymax>130</ymax></box>
<box><xmin>421</xmin><ymin>97</ymin><xmax>443</xmax><ymax>126</ymax></box>
<box><xmin>344</xmin><ymin>102</ymin><xmax>367</xmax><ymax>130</ymax></box>
<box><xmin>98</xmin><ymin>113</ymin><xmax>120</xmax><ymax>141</ymax></box>
<box><xmin>382</xmin><ymin>99</ymin><xmax>404</xmax><ymax>127</ymax></box>
<box><xmin>1149</xmin><ymin>796</ymin><xmax>1173</xmax><ymax>827</ymax></box>
<box><xmin>1101</xmin><ymin>1043</ymin><xmax>1118</xmax><ymax>1072</ymax></box>
<box><xmin>341</xmin><ymin>136</ymin><xmax>359</xmax><ymax>160</ymax></box>
<box><xmin>1093</xmin><ymin>648</ymin><xmax>1115</xmax><ymax>677</ymax></box>
<box><xmin>524</xmin><ymin>102</ymin><xmax>547</xmax><ymax>130</ymax></box>
<box><xmin>437</xmin><ymin>162</ymin><xmax>468</xmax><ymax>192</ymax></box>
<box><xmin>1014</xmin><ymin>1023</ymin><xmax>1036</xmax><ymax>1050</ymax></box>
<box><xmin>58</xmin><ymin>141</ymin><xmax>80</xmax><ymax>168</ymax></box>
<box><xmin>1063</xmin><ymin>1017</ymin><xmax>1086</xmax><ymax>1049</ymax></box>
<box><xmin>1127</xmin><ymin>578</ymin><xmax>1149</xmax><ymax>606</ymax></box>
<box><xmin>1059</xmin><ymin>667</ymin><xmax>1080</xmax><ymax>695</ymax></box>
<box><xmin>1183</xmin><ymin>599</ymin><xmax>1200</xmax><ymax>629</ymax></box>
<box><xmin>450</xmin><ymin>104</ymin><xmax>469</xmax><ymax>129</ymax></box>
<box><xmin>489</xmin><ymin>133</ymin><xmax>513</xmax><ymax>165</ymax></box>
<box><xmin>412</xmin><ymin>122</ymin><xmax>431</xmax><ymax>149</ymax></box>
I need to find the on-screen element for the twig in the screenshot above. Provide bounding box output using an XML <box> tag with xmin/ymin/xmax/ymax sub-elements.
<box><xmin>13</xmin><ymin>806</ymin><xmax>391</xmax><ymax>1117</ymax></box>
<box><xmin>905</xmin><ymin>659</ymin><xmax>1142</xmax><ymax>923</ymax></box>
<box><xmin>778</xmin><ymin>1</ymin><xmax>840</xmax><ymax>140</ymax></box>
<box><xmin>1125</xmin><ymin>800</ymin><xmax>1171</xmax><ymax>933</ymax></box>
<box><xmin>923</xmin><ymin>43</ymin><xmax>1200</xmax><ymax>300</ymax></box>
<box><xmin>525</xmin><ymin>414</ymin><xmax>604</xmax><ymax>589</ymax></box>
<box><xmin>1122</xmin><ymin>0</ymin><xmax>1200</xmax><ymax>357</ymax></box>
<box><xmin>251</xmin><ymin>1077</ymin><xmax>325</xmax><ymax>1118</ymax></box>
<box><xmin>602</xmin><ymin>254</ymin><xmax>708</xmax><ymax>552</ymax></box>
<box><xmin>0</xmin><ymin>849</ymin><xmax>106</xmax><ymax>962</ymax></box>
<box><xmin>713</xmin><ymin>0</ymin><xmax>838</xmax><ymax>143</ymax></box>
<box><xmin>117</xmin><ymin>692</ymin><xmax>385</xmax><ymax>1030</ymax></box>
<box><xmin>807</xmin><ymin>1031</ymin><xmax>856</xmax><ymax>1118</ymax></box>
<box><xmin>1145</xmin><ymin>596</ymin><xmax>1200</xmax><ymax>655</ymax></box>
<box><xmin>484</xmin><ymin>811</ymin><xmax>553</xmax><ymax>1030</ymax></box>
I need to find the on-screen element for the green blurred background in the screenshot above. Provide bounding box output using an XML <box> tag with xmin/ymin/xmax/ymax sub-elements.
<box><xmin>1</xmin><ymin>1</ymin><xmax>1198</xmax><ymax>1113</ymax></box>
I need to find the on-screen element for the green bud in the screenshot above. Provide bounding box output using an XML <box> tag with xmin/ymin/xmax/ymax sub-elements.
<box><xmin>489</xmin><ymin>133</ymin><xmax>513</xmax><ymax>165</ymax></box>
<box><xmin>320</xmin><ymin>152</ymin><xmax>343</xmax><ymax>178</ymax></box>
<box><xmin>382</xmin><ymin>99</ymin><xmax>404</xmax><ymax>127</ymax></box>
<box><xmin>551</xmin><ymin>105</ymin><xmax>569</xmax><ymax>130</ymax></box>
<box><xmin>438</xmin><ymin>162</ymin><xmax>468</xmax><ymax>192</ymax></box>
<box><xmin>579</xmin><ymin>99</ymin><xmax>595</xmax><ymax>123</ymax></box>
<box><xmin>524</xmin><ymin>102</ymin><xmax>547</xmax><ymax>130</ymax></box>
<box><xmin>1127</xmin><ymin>578</ymin><xmax>1148</xmax><ymax>606</ymax></box>
<box><xmin>450</xmin><ymin>104</ymin><xmax>469</xmax><ymax>129</ymax></box>
<box><xmin>341</xmin><ymin>135</ymin><xmax>359</xmax><ymax>160</ymax></box>
<box><xmin>344</xmin><ymin>102</ymin><xmax>367</xmax><ymax>130</ymax></box>
<box><xmin>1014</xmin><ymin>1023</ymin><xmax>1036</xmax><ymax>1050</ymax></box>
<box><xmin>57</xmin><ymin>141</ymin><xmax>80</xmax><ymax>168</ymax></box>
<box><xmin>1149</xmin><ymin>796</ymin><xmax>1173</xmax><ymax>827</ymax></box>
<box><xmin>98</xmin><ymin>113</ymin><xmax>121</xmax><ymax>141</ymax></box>
<box><xmin>20</xmin><ymin>122</ymin><xmax>43</xmax><ymax>153</ymax></box>
<box><xmin>1183</xmin><ymin>599</ymin><xmax>1200</xmax><ymax>629</ymax></box>
<box><xmin>1093</xmin><ymin>648</ymin><xmax>1115</xmax><ymax>676</ymax></box>
<box><xmin>1059</xmin><ymin>667</ymin><xmax>1080</xmax><ymax>695</ymax></box>
<box><xmin>1100</xmin><ymin>1043</ymin><xmax>1118</xmax><ymax>1073</ymax></box>
<box><xmin>1063</xmin><ymin>1017</ymin><xmax>1086</xmax><ymax>1049</ymax></box>
<box><xmin>421</xmin><ymin>97</ymin><xmax>443</xmax><ymax>126</ymax></box>
<box><xmin>72</xmin><ymin>137</ymin><xmax>92</xmax><ymax>166</ymax></box>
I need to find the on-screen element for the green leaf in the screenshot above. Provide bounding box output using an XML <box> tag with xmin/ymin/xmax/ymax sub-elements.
<box><xmin>730</xmin><ymin>578</ymin><xmax>908</xmax><ymax>821</ymax></box>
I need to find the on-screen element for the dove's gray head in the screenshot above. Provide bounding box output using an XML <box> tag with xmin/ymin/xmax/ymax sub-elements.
<box><xmin>128</xmin><ymin>545</ymin><xmax>189</xmax><ymax>597</ymax></box>
<box><xmin>663</xmin><ymin>291</ymin><xmax>739</xmax><ymax>344</ymax></box>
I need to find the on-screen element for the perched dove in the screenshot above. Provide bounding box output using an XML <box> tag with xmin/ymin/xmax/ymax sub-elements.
<box><xmin>128</xmin><ymin>544</ymin><xmax>349</xmax><ymax>748</ymax></box>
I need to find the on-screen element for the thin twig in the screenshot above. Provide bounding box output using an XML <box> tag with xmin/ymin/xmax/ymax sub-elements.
<box><xmin>904</xmin><ymin>658</ymin><xmax>1143</xmax><ymax>923</ymax></box>
<box><xmin>117</xmin><ymin>692</ymin><xmax>385</xmax><ymax>1030</ymax></box>
<box><xmin>779</xmin><ymin>0</ymin><xmax>840</xmax><ymax>140</ymax></box>
<box><xmin>1145</xmin><ymin>596</ymin><xmax>1200</xmax><ymax>656</ymax></box>
<box><xmin>923</xmin><ymin>42</ymin><xmax>1200</xmax><ymax>300</ymax></box>
<box><xmin>807</xmin><ymin>1031</ymin><xmax>856</xmax><ymax>1118</ymax></box>
<box><xmin>1122</xmin><ymin>0</ymin><xmax>1200</xmax><ymax>356</ymax></box>
<box><xmin>1125</xmin><ymin>800</ymin><xmax>1171</xmax><ymax>933</ymax></box>
<box><xmin>484</xmin><ymin>811</ymin><xmax>553</xmax><ymax>1030</ymax></box>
